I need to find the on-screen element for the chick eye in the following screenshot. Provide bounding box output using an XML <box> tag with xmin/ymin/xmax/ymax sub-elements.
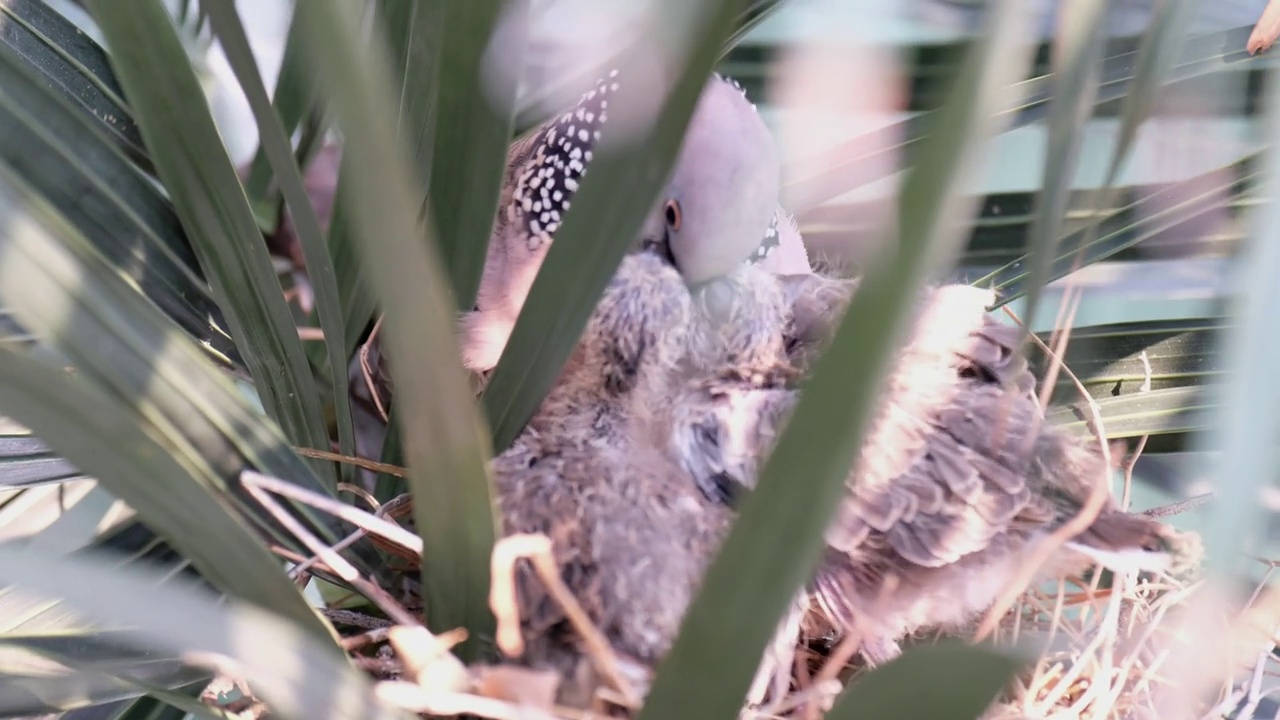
<box><xmin>664</xmin><ymin>200</ymin><xmax>682</xmax><ymax>231</ymax></box>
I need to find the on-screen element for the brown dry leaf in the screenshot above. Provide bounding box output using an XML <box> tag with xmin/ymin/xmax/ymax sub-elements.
<box><xmin>473</xmin><ymin>665</ymin><xmax>562</xmax><ymax>709</ymax></box>
<box><xmin>1248</xmin><ymin>0</ymin><xmax>1280</xmax><ymax>54</ymax></box>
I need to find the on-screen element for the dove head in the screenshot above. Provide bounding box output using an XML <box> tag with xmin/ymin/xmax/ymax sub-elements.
<box><xmin>460</xmin><ymin>71</ymin><xmax>800</xmax><ymax>373</ymax></box>
<box><xmin>639</xmin><ymin>74</ymin><xmax>785</xmax><ymax>286</ymax></box>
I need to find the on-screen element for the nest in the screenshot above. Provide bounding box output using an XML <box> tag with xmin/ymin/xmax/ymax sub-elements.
<box><xmin>977</xmin><ymin>528</ymin><xmax>1205</xmax><ymax>720</ymax></box>
<box><xmin>214</xmin><ymin>454</ymin><xmax>1280</xmax><ymax>720</ymax></box>
<box><xmin>240</xmin><ymin>254</ymin><xmax>1265</xmax><ymax>720</ymax></box>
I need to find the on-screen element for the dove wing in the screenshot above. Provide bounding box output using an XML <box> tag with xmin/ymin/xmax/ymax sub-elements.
<box><xmin>823</xmin><ymin>289</ymin><xmax>1052</xmax><ymax>569</ymax></box>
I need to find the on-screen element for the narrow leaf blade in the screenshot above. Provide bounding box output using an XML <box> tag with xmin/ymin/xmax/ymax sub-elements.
<box><xmin>86</xmin><ymin>0</ymin><xmax>336</xmax><ymax>487</ymax></box>
<box><xmin>428</xmin><ymin>0</ymin><xmax>527</xmax><ymax>309</ymax></box>
<box><xmin>482</xmin><ymin>0</ymin><xmax>752</xmax><ymax>450</ymax></box>
<box><xmin>295</xmin><ymin>0</ymin><xmax>499</xmax><ymax>658</ymax></box>
<box><xmin>827</xmin><ymin>642</ymin><xmax>1027</xmax><ymax>720</ymax></box>
<box><xmin>205</xmin><ymin>0</ymin><xmax>355</xmax><ymax>475</ymax></box>
<box><xmin>640</xmin><ymin>4</ymin><xmax>1037</xmax><ymax>716</ymax></box>
<box><xmin>0</xmin><ymin>549</ymin><xmax>409</xmax><ymax>720</ymax></box>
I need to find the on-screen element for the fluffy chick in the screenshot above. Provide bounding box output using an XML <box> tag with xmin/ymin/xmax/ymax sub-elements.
<box><xmin>671</xmin><ymin>280</ymin><xmax>1173</xmax><ymax>666</ymax></box>
<box><xmin>490</xmin><ymin>251</ymin><xmax>734</xmax><ymax>705</ymax></box>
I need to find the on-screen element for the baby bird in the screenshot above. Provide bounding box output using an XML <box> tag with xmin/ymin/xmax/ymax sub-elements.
<box><xmin>671</xmin><ymin>279</ymin><xmax>1173</xmax><ymax>666</ymax></box>
<box><xmin>491</xmin><ymin>251</ymin><xmax>734</xmax><ymax>704</ymax></box>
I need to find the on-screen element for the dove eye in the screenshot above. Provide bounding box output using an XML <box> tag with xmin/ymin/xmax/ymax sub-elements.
<box><xmin>664</xmin><ymin>200</ymin><xmax>682</xmax><ymax>231</ymax></box>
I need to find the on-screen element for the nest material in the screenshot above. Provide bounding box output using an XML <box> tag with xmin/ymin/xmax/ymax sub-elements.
<box><xmin>254</xmin><ymin>499</ymin><xmax>1235</xmax><ymax>720</ymax></box>
<box><xmin>316</xmin><ymin>317</ymin><xmax>1238</xmax><ymax>719</ymax></box>
<box><xmin>211</xmin><ymin>430</ymin><xmax>1280</xmax><ymax>720</ymax></box>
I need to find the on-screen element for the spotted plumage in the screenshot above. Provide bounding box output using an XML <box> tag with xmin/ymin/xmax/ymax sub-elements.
<box><xmin>752</xmin><ymin>213</ymin><xmax>784</xmax><ymax>264</ymax></box>
<box><xmin>714</xmin><ymin>71</ymin><xmax>792</xmax><ymax>268</ymax></box>
<box><xmin>504</xmin><ymin>69</ymin><xmax>781</xmax><ymax>266</ymax></box>
<box><xmin>717</xmin><ymin>72</ymin><xmax>752</xmax><ymax>106</ymax></box>
<box><xmin>508</xmin><ymin>70</ymin><xmax>617</xmax><ymax>251</ymax></box>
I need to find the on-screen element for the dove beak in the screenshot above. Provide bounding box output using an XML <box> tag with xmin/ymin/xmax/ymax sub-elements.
<box><xmin>641</xmin><ymin>229</ymin><xmax>678</xmax><ymax>271</ymax></box>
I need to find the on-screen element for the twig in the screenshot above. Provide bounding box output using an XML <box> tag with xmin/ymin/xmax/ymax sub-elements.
<box><xmin>1119</xmin><ymin>581</ymin><xmax>1207</xmax><ymax>716</ymax></box>
<box><xmin>1056</xmin><ymin>565</ymin><xmax>1127</xmax><ymax>716</ymax></box>
<box><xmin>269</xmin><ymin>544</ymin><xmax>339</xmax><ymax>577</ymax></box>
<box><xmin>354</xmin><ymin>656</ymin><xmax>404</xmax><ymax>674</ymax></box>
<box><xmin>1120</xmin><ymin>351</ymin><xmax>1153</xmax><ymax>510</ymax></box>
<box><xmin>1143</xmin><ymin>493</ymin><xmax>1214</xmax><ymax>519</ymax></box>
<box><xmin>360</xmin><ymin>316</ymin><xmax>390</xmax><ymax>423</ymax></box>
<box><xmin>342</xmin><ymin>626</ymin><xmax>393</xmax><ymax>652</ymax></box>
<box><xmin>489</xmin><ymin>533</ymin><xmax>640</xmax><ymax>707</ymax></box>
<box><xmin>746</xmin><ymin>680</ymin><xmax>842</xmax><ymax>720</ymax></box>
<box><xmin>1234</xmin><ymin>649</ymin><xmax>1272</xmax><ymax>720</ymax></box>
<box><xmin>1001</xmin><ymin>303</ymin><xmax>1103</xmax><ymax>455</ymax></box>
<box><xmin>801</xmin><ymin>577</ymin><xmax>906</xmax><ymax>719</ymax></box>
<box><xmin>336</xmin><ymin>482</ymin><xmax>381</xmax><ymax>510</ymax></box>
<box><xmin>810</xmin><ymin>630</ymin><xmax>863</xmax><ymax>693</ymax></box>
<box><xmin>747</xmin><ymin>596</ymin><xmax>804</xmax><ymax>708</ymax></box>
<box><xmin>791</xmin><ymin>643</ymin><xmax>816</xmax><ymax>694</ymax></box>
<box><xmin>388</xmin><ymin>625</ymin><xmax>470</xmax><ymax>693</ymax></box>
<box><xmin>293</xmin><ymin>446</ymin><xmax>408</xmax><ymax>477</ymax></box>
<box><xmin>977</xmin><ymin>303</ymin><xmax>1111</xmax><ymax>642</ymax></box>
<box><xmin>1035</xmin><ymin>592</ymin><xmax>1118</xmax><ymax>712</ymax></box>
<box><xmin>241</xmin><ymin>474</ymin><xmax>418</xmax><ymax>626</ymax></box>
<box><xmin>1037</xmin><ymin>284</ymin><xmax>1083</xmax><ymax>411</ymax></box>
<box><xmin>1013</xmin><ymin>595</ymin><xmax>1029</xmax><ymax>647</ymax></box>
<box><xmin>323</xmin><ymin>608</ymin><xmax>394</xmax><ymax>631</ymax></box>
<box><xmin>290</xmin><ymin>493</ymin><xmax>417</xmax><ymax>574</ymax></box>
<box><xmin>813</xmin><ymin>575</ymin><xmax>902</xmax><ymax>687</ymax></box>
<box><xmin>375</xmin><ymin>683</ymin><xmax>565</xmax><ymax>720</ymax></box>
<box><xmin>241</xmin><ymin>470</ymin><xmax>422</xmax><ymax>554</ymax></box>
<box><xmin>1203</xmin><ymin>687</ymin><xmax>1249</xmax><ymax>720</ymax></box>
<box><xmin>1026</xmin><ymin>580</ymin><xmax>1071</xmax><ymax>703</ymax></box>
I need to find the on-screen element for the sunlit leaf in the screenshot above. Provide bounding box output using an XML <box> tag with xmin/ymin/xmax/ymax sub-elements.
<box><xmin>982</xmin><ymin>153</ymin><xmax>1258</xmax><ymax>305</ymax></box>
<box><xmin>241</xmin><ymin>9</ymin><xmax>316</xmax><ymax>226</ymax></box>
<box><xmin>1017</xmin><ymin>0</ymin><xmax>1107</xmax><ymax>344</ymax></box>
<box><xmin>205</xmin><ymin>0</ymin><xmax>354</xmax><ymax>477</ymax></box>
<box><xmin>482</xmin><ymin>0</ymin><xmax>754</xmax><ymax>450</ymax></box>
<box><xmin>0</xmin><ymin>45</ymin><xmax>238</xmax><ymax>365</ymax></box>
<box><xmin>0</xmin><ymin>632</ymin><xmax>204</xmax><ymax>718</ymax></box>
<box><xmin>1187</xmin><ymin>64</ymin><xmax>1280</xmax><ymax>575</ymax></box>
<box><xmin>782</xmin><ymin>24</ymin><xmax>1262</xmax><ymax>213</ymax></box>
<box><xmin>0</xmin><ymin>549</ymin><xmax>408</xmax><ymax>720</ymax></box>
<box><xmin>294</xmin><ymin>0</ymin><xmax>498</xmax><ymax>659</ymax></box>
<box><xmin>0</xmin><ymin>166</ymin><xmax>361</xmax><ymax>629</ymax></box>
<box><xmin>0</xmin><ymin>0</ymin><xmax>150</xmax><ymax>171</ymax></box>
<box><xmin>86</xmin><ymin>0</ymin><xmax>336</xmax><ymax>487</ymax></box>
